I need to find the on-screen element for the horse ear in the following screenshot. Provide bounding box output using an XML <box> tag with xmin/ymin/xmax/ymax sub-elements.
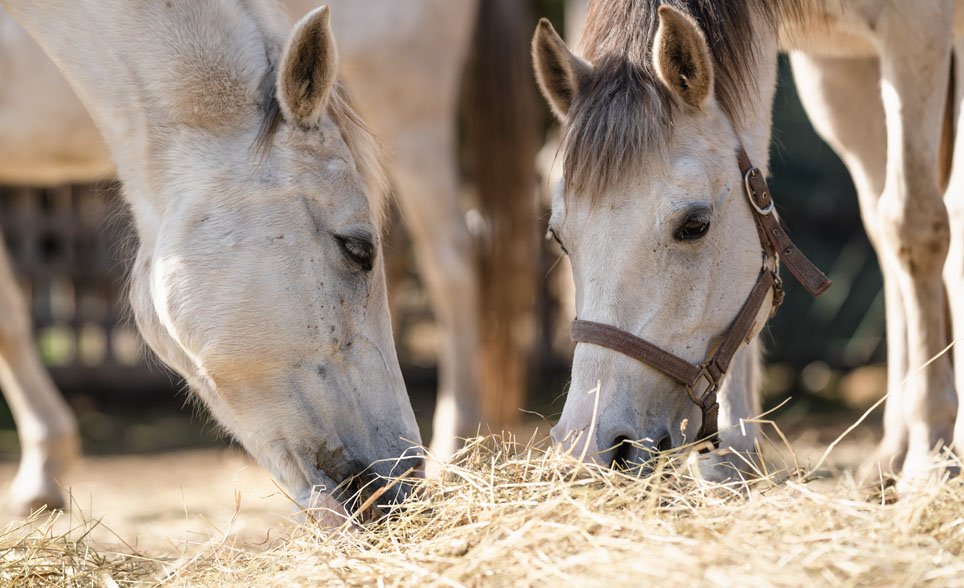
<box><xmin>653</xmin><ymin>5</ymin><xmax>714</xmax><ymax>110</ymax></box>
<box><xmin>532</xmin><ymin>18</ymin><xmax>592</xmax><ymax>121</ymax></box>
<box><xmin>278</xmin><ymin>6</ymin><xmax>338</xmax><ymax>128</ymax></box>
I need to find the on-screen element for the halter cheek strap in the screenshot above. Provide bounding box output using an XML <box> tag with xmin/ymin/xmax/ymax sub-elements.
<box><xmin>570</xmin><ymin>147</ymin><xmax>831</xmax><ymax>448</ymax></box>
<box><xmin>737</xmin><ymin>149</ymin><xmax>831</xmax><ymax>298</ymax></box>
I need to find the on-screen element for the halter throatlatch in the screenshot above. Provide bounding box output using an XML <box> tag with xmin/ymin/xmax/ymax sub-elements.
<box><xmin>570</xmin><ymin>147</ymin><xmax>831</xmax><ymax>449</ymax></box>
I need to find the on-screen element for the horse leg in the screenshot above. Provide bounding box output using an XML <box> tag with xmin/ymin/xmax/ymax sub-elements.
<box><xmin>0</xmin><ymin>235</ymin><xmax>79</xmax><ymax>514</ymax></box>
<box><xmin>391</xmin><ymin>136</ymin><xmax>480</xmax><ymax>463</ymax></box>
<box><xmin>873</xmin><ymin>4</ymin><xmax>956</xmax><ymax>487</ymax></box>
<box><xmin>698</xmin><ymin>341</ymin><xmax>763</xmax><ymax>481</ymax></box>
<box><xmin>945</xmin><ymin>38</ymin><xmax>964</xmax><ymax>456</ymax></box>
<box><xmin>789</xmin><ymin>53</ymin><xmax>908</xmax><ymax>481</ymax></box>
<box><xmin>331</xmin><ymin>0</ymin><xmax>480</xmax><ymax>466</ymax></box>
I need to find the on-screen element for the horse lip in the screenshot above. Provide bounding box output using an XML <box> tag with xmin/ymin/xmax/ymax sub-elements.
<box><xmin>297</xmin><ymin>477</ymin><xmax>351</xmax><ymax>526</ymax></box>
<box><xmin>297</xmin><ymin>470</ymin><xmax>347</xmax><ymax>506</ymax></box>
<box><xmin>303</xmin><ymin>471</ymin><xmax>341</xmax><ymax>501</ymax></box>
<box><xmin>286</xmin><ymin>443</ymin><xmax>425</xmax><ymax>519</ymax></box>
<box><xmin>282</xmin><ymin>446</ymin><xmax>350</xmax><ymax>510</ymax></box>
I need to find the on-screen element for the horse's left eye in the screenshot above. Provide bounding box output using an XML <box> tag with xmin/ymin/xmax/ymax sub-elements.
<box><xmin>675</xmin><ymin>215</ymin><xmax>711</xmax><ymax>242</ymax></box>
<box><xmin>337</xmin><ymin>236</ymin><xmax>375</xmax><ymax>272</ymax></box>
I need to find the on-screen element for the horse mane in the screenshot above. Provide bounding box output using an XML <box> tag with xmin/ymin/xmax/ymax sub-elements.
<box><xmin>563</xmin><ymin>0</ymin><xmax>811</xmax><ymax>199</ymax></box>
<box><xmin>254</xmin><ymin>69</ymin><xmax>390</xmax><ymax>230</ymax></box>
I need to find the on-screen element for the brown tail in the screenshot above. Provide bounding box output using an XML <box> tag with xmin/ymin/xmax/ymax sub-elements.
<box><xmin>461</xmin><ymin>0</ymin><xmax>541</xmax><ymax>429</ymax></box>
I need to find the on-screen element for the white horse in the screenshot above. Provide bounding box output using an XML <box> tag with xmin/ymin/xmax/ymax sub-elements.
<box><xmin>5</xmin><ymin>0</ymin><xmax>535</xmax><ymax>513</ymax></box>
<box><xmin>0</xmin><ymin>0</ymin><xmax>494</xmax><ymax>513</ymax></box>
<box><xmin>535</xmin><ymin>0</ymin><xmax>963</xmax><ymax>488</ymax></box>
<box><xmin>0</xmin><ymin>0</ymin><xmax>425</xmax><ymax>516</ymax></box>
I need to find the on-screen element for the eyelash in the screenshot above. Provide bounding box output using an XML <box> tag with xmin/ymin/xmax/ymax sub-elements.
<box><xmin>674</xmin><ymin>213</ymin><xmax>712</xmax><ymax>242</ymax></box>
<box><xmin>547</xmin><ymin>227</ymin><xmax>568</xmax><ymax>255</ymax></box>
<box><xmin>336</xmin><ymin>235</ymin><xmax>375</xmax><ymax>272</ymax></box>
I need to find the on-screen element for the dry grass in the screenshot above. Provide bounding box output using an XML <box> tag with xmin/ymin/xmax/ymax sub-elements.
<box><xmin>0</xmin><ymin>508</ymin><xmax>159</xmax><ymax>587</ymax></box>
<box><xmin>4</xmin><ymin>430</ymin><xmax>964</xmax><ymax>587</ymax></box>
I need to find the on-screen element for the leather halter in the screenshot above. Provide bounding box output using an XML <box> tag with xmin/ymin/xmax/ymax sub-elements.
<box><xmin>570</xmin><ymin>147</ymin><xmax>831</xmax><ymax>448</ymax></box>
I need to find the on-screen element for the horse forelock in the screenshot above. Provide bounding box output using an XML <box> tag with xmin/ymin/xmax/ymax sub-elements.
<box><xmin>254</xmin><ymin>72</ymin><xmax>390</xmax><ymax>231</ymax></box>
<box><xmin>563</xmin><ymin>0</ymin><xmax>811</xmax><ymax>201</ymax></box>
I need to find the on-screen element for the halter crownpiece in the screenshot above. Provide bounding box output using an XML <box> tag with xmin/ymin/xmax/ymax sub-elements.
<box><xmin>570</xmin><ymin>146</ymin><xmax>831</xmax><ymax>450</ymax></box>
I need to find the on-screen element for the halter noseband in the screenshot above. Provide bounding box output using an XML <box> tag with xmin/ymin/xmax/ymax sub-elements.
<box><xmin>570</xmin><ymin>147</ymin><xmax>831</xmax><ymax>449</ymax></box>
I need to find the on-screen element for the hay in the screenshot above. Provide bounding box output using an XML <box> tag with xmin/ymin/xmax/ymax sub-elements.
<box><xmin>4</xmin><ymin>431</ymin><xmax>964</xmax><ymax>587</ymax></box>
<box><xmin>0</xmin><ymin>508</ymin><xmax>159</xmax><ymax>587</ymax></box>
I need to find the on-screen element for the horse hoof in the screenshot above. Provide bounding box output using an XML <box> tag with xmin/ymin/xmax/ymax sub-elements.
<box><xmin>7</xmin><ymin>485</ymin><xmax>66</xmax><ymax>517</ymax></box>
<box><xmin>856</xmin><ymin>455</ymin><xmax>958</xmax><ymax>503</ymax></box>
<box><xmin>856</xmin><ymin>444</ymin><xmax>906</xmax><ymax>501</ymax></box>
<box><xmin>7</xmin><ymin>432</ymin><xmax>80</xmax><ymax>517</ymax></box>
<box><xmin>895</xmin><ymin>445</ymin><xmax>959</xmax><ymax>495</ymax></box>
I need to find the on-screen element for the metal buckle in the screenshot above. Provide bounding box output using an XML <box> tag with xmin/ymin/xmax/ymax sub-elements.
<box><xmin>689</xmin><ymin>364</ymin><xmax>719</xmax><ymax>408</ymax></box>
<box><xmin>744</xmin><ymin>167</ymin><xmax>774</xmax><ymax>215</ymax></box>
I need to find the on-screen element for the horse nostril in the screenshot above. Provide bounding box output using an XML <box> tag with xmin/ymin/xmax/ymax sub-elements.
<box><xmin>609</xmin><ymin>434</ymin><xmax>673</xmax><ymax>471</ymax></box>
<box><xmin>611</xmin><ymin>436</ymin><xmax>635</xmax><ymax>470</ymax></box>
<box><xmin>657</xmin><ymin>435</ymin><xmax>673</xmax><ymax>452</ymax></box>
<box><xmin>361</xmin><ymin>451</ymin><xmax>424</xmax><ymax>515</ymax></box>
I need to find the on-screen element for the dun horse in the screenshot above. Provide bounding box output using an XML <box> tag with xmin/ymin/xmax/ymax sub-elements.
<box><xmin>535</xmin><ymin>0</ymin><xmax>963</xmax><ymax>489</ymax></box>
<box><xmin>0</xmin><ymin>0</ymin><xmax>424</xmax><ymax>516</ymax></box>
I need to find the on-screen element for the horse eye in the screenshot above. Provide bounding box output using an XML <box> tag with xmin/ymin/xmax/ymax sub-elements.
<box><xmin>546</xmin><ymin>226</ymin><xmax>569</xmax><ymax>255</ymax></box>
<box><xmin>675</xmin><ymin>215</ymin><xmax>711</xmax><ymax>242</ymax></box>
<box><xmin>337</xmin><ymin>236</ymin><xmax>374</xmax><ymax>271</ymax></box>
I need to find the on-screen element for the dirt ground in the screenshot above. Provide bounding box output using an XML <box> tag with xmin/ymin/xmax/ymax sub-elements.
<box><xmin>0</xmin><ymin>416</ymin><xmax>882</xmax><ymax>558</ymax></box>
<box><xmin>0</xmin><ymin>448</ymin><xmax>295</xmax><ymax>556</ymax></box>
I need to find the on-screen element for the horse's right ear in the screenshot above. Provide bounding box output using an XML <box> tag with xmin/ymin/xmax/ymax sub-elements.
<box><xmin>278</xmin><ymin>6</ymin><xmax>338</xmax><ymax>128</ymax></box>
<box><xmin>532</xmin><ymin>18</ymin><xmax>592</xmax><ymax>121</ymax></box>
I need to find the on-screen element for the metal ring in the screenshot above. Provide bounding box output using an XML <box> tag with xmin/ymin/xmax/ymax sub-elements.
<box><xmin>744</xmin><ymin>167</ymin><xmax>775</xmax><ymax>215</ymax></box>
<box><xmin>689</xmin><ymin>365</ymin><xmax>719</xmax><ymax>407</ymax></box>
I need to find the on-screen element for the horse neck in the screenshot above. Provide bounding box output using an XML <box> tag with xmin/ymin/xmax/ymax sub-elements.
<box><xmin>2</xmin><ymin>0</ymin><xmax>286</xmax><ymax>244</ymax></box>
